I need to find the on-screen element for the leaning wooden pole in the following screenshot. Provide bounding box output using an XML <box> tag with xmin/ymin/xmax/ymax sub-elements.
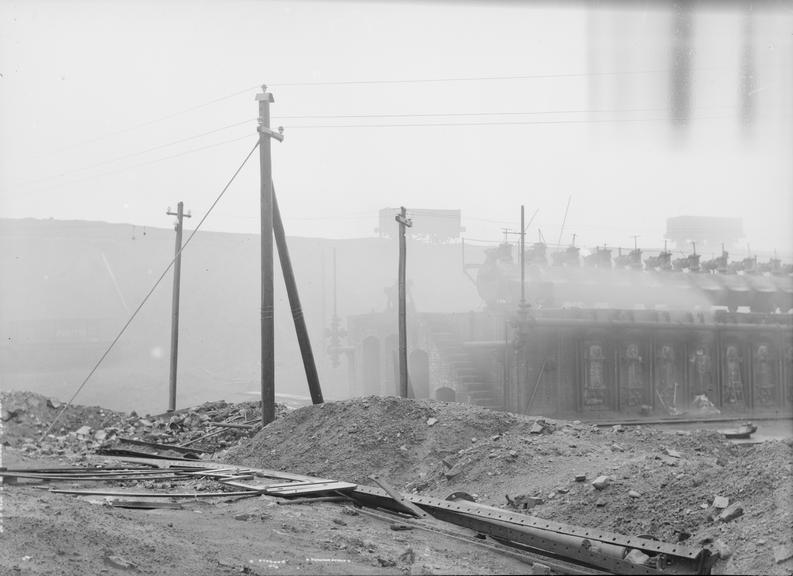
<box><xmin>272</xmin><ymin>186</ymin><xmax>324</xmax><ymax>404</ymax></box>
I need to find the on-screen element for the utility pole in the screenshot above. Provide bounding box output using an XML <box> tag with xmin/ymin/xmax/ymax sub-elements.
<box><xmin>257</xmin><ymin>85</ymin><xmax>280</xmax><ymax>425</ymax></box>
<box><xmin>520</xmin><ymin>205</ymin><xmax>526</xmax><ymax>313</ymax></box>
<box><xmin>166</xmin><ymin>201</ymin><xmax>190</xmax><ymax>412</ymax></box>
<box><xmin>395</xmin><ymin>206</ymin><xmax>412</xmax><ymax>398</ymax></box>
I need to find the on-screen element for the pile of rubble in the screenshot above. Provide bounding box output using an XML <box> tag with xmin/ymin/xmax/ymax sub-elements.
<box><xmin>1</xmin><ymin>391</ymin><xmax>286</xmax><ymax>458</ymax></box>
<box><xmin>226</xmin><ymin>396</ymin><xmax>793</xmax><ymax>575</ymax></box>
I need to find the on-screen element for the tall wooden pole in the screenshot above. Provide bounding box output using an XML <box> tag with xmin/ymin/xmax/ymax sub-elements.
<box><xmin>166</xmin><ymin>201</ymin><xmax>190</xmax><ymax>412</ymax></box>
<box><xmin>520</xmin><ymin>204</ymin><xmax>526</xmax><ymax>309</ymax></box>
<box><xmin>257</xmin><ymin>85</ymin><xmax>276</xmax><ymax>424</ymax></box>
<box><xmin>395</xmin><ymin>207</ymin><xmax>412</xmax><ymax>397</ymax></box>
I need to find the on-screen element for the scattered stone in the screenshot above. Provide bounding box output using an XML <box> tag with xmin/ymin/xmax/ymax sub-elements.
<box><xmin>611</xmin><ymin>443</ymin><xmax>625</xmax><ymax>452</ymax></box>
<box><xmin>398</xmin><ymin>547</ymin><xmax>415</xmax><ymax>565</ymax></box>
<box><xmin>491</xmin><ymin>434</ymin><xmax>501</xmax><ymax>441</ymax></box>
<box><xmin>508</xmin><ymin>450</ymin><xmax>518</xmax><ymax>458</ymax></box>
<box><xmin>471</xmin><ymin>437</ymin><xmax>477</xmax><ymax>443</ymax></box>
<box><xmin>530</xmin><ymin>422</ymin><xmax>545</xmax><ymax>435</ymax></box>
<box><xmin>332</xmin><ymin>518</ymin><xmax>347</xmax><ymax>526</ymax></box>
<box><xmin>377</xmin><ymin>557</ymin><xmax>396</xmax><ymax>568</ymax></box>
<box><xmin>75</xmin><ymin>425</ymin><xmax>91</xmax><ymax>437</ymax></box>
<box><xmin>774</xmin><ymin>544</ymin><xmax>793</xmax><ymax>564</ymax></box>
<box><xmin>233</xmin><ymin>513</ymin><xmax>252</xmax><ymax>521</ymax></box>
<box><xmin>444</xmin><ymin>458</ymin><xmax>471</xmax><ymax>479</ymax></box>
<box><xmin>625</xmin><ymin>549</ymin><xmax>650</xmax><ymax>565</ymax></box>
<box><xmin>556</xmin><ymin>487</ymin><xmax>569</xmax><ymax>494</ymax></box>
<box><xmin>574</xmin><ymin>474</ymin><xmax>587</xmax><ymax>482</ymax></box>
<box><xmin>718</xmin><ymin>502</ymin><xmax>744</xmax><ymax>523</ymax></box>
<box><xmin>507</xmin><ymin>494</ymin><xmax>543</xmax><ymax>509</ymax></box>
<box><xmin>426</xmin><ymin>417</ymin><xmax>438</xmax><ymax>427</ymax></box>
<box><xmin>611</xmin><ymin>424</ymin><xmax>624</xmax><ymax>433</ymax></box>
<box><xmin>390</xmin><ymin>524</ymin><xmax>414</xmax><ymax>531</ymax></box>
<box><xmin>628</xmin><ymin>490</ymin><xmax>641</xmax><ymax>499</ymax></box>
<box><xmin>713</xmin><ymin>539</ymin><xmax>732</xmax><ymax>560</ymax></box>
<box><xmin>104</xmin><ymin>554</ymin><xmax>136</xmax><ymax>570</ymax></box>
<box><xmin>664</xmin><ymin>448</ymin><xmax>682</xmax><ymax>458</ymax></box>
<box><xmin>530</xmin><ymin>562</ymin><xmax>552</xmax><ymax>575</ymax></box>
<box><xmin>595</xmin><ymin>497</ymin><xmax>607</xmax><ymax>507</ymax></box>
<box><xmin>592</xmin><ymin>476</ymin><xmax>611</xmax><ymax>490</ymax></box>
<box><xmin>712</xmin><ymin>496</ymin><xmax>729</xmax><ymax>509</ymax></box>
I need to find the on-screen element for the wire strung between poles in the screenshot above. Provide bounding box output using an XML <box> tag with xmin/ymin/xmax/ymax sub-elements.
<box><xmin>39</xmin><ymin>140</ymin><xmax>261</xmax><ymax>443</ymax></box>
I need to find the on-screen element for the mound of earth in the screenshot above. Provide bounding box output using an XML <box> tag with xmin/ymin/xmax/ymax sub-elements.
<box><xmin>225</xmin><ymin>395</ymin><xmax>793</xmax><ymax>575</ymax></box>
<box><xmin>224</xmin><ymin>395</ymin><xmax>523</xmax><ymax>485</ymax></box>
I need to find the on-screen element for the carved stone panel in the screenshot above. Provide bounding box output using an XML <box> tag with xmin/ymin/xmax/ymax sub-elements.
<box><xmin>722</xmin><ymin>343</ymin><xmax>745</xmax><ymax>408</ymax></box>
<box><xmin>619</xmin><ymin>342</ymin><xmax>648</xmax><ymax>410</ymax></box>
<box><xmin>655</xmin><ymin>343</ymin><xmax>683</xmax><ymax>412</ymax></box>
<box><xmin>752</xmin><ymin>343</ymin><xmax>777</xmax><ymax>408</ymax></box>
<box><xmin>688</xmin><ymin>342</ymin><xmax>714</xmax><ymax>400</ymax></box>
<box><xmin>583</xmin><ymin>342</ymin><xmax>610</xmax><ymax>411</ymax></box>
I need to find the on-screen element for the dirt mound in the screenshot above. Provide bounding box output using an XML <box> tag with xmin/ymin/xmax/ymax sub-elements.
<box><xmin>224</xmin><ymin>395</ymin><xmax>526</xmax><ymax>484</ymax></box>
<box><xmin>224</xmin><ymin>396</ymin><xmax>793</xmax><ymax>575</ymax></box>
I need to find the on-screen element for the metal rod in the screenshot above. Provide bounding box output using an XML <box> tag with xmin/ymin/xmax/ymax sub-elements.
<box><xmin>258</xmin><ymin>85</ymin><xmax>276</xmax><ymax>425</ymax></box>
<box><xmin>272</xmin><ymin>187</ymin><xmax>324</xmax><ymax>404</ymax></box>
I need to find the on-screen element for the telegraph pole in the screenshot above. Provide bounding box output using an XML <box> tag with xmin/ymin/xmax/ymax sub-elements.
<box><xmin>395</xmin><ymin>206</ymin><xmax>412</xmax><ymax>398</ymax></box>
<box><xmin>520</xmin><ymin>205</ymin><xmax>526</xmax><ymax>312</ymax></box>
<box><xmin>166</xmin><ymin>201</ymin><xmax>190</xmax><ymax>412</ymax></box>
<box><xmin>257</xmin><ymin>85</ymin><xmax>278</xmax><ymax>425</ymax></box>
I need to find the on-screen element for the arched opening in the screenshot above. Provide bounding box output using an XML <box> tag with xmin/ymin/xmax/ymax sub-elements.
<box><xmin>409</xmin><ymin>349</ymin><xmax>430</xmax><ymax>399</ymax></box>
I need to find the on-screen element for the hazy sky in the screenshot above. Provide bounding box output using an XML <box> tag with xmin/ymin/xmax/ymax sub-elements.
<box><xmin>1</xmin><ymin>0</ymin><xmax>791</xmax><ymax>257</ymax></box>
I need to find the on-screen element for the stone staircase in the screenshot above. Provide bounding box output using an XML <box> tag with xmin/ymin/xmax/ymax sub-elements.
<box><xmin>427</xmin><ymin>319</ymin><xmax>503</xmax><ymax>410</ymax></box>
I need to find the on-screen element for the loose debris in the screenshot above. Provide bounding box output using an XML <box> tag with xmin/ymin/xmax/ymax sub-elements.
<box><xmin>3</xmin><ymin>393</ymin><xmax>792</xmax><ymax>575</ymax></box>
<box><xmin>2</xmin><ymin>390</ymin><xmax>287</xmax><ymax>459</ymax></box>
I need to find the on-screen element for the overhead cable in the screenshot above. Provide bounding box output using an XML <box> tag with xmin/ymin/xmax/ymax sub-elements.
<box><xmin>38</xmin><ymin>139</ymin><xmax>261</xmax><ymax>442</ymax></box>
<box><xmin>17</xmin><ymin>118</ymin><xmax>256</xmax><ymax>188</ymax></box>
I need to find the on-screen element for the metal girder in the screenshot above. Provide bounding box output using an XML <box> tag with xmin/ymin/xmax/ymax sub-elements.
<box><xmin>351</xmin><ymin>485</ymin><xmax>711</xmax><ymax>575</ymax></box>
<box><xmin>354</xmin><ymin>486</ymin><xmax>702</xmax><ymax>560</ymax></box>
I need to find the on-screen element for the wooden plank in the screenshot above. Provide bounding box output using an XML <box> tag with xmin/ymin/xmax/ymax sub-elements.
<box><xmin>368</xmin><ymin>475</ymin><xmax>428</xmax><ymax>518</ymax></box>
<box><xmin>265</xmin><ymin>481</ymin><xmax>356</xmax><ymax>496</ymax></box>
<box><xmin>49</xmin><ymin>488</ymin><xmax>259</xmax><ymax>498</ymax></box>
